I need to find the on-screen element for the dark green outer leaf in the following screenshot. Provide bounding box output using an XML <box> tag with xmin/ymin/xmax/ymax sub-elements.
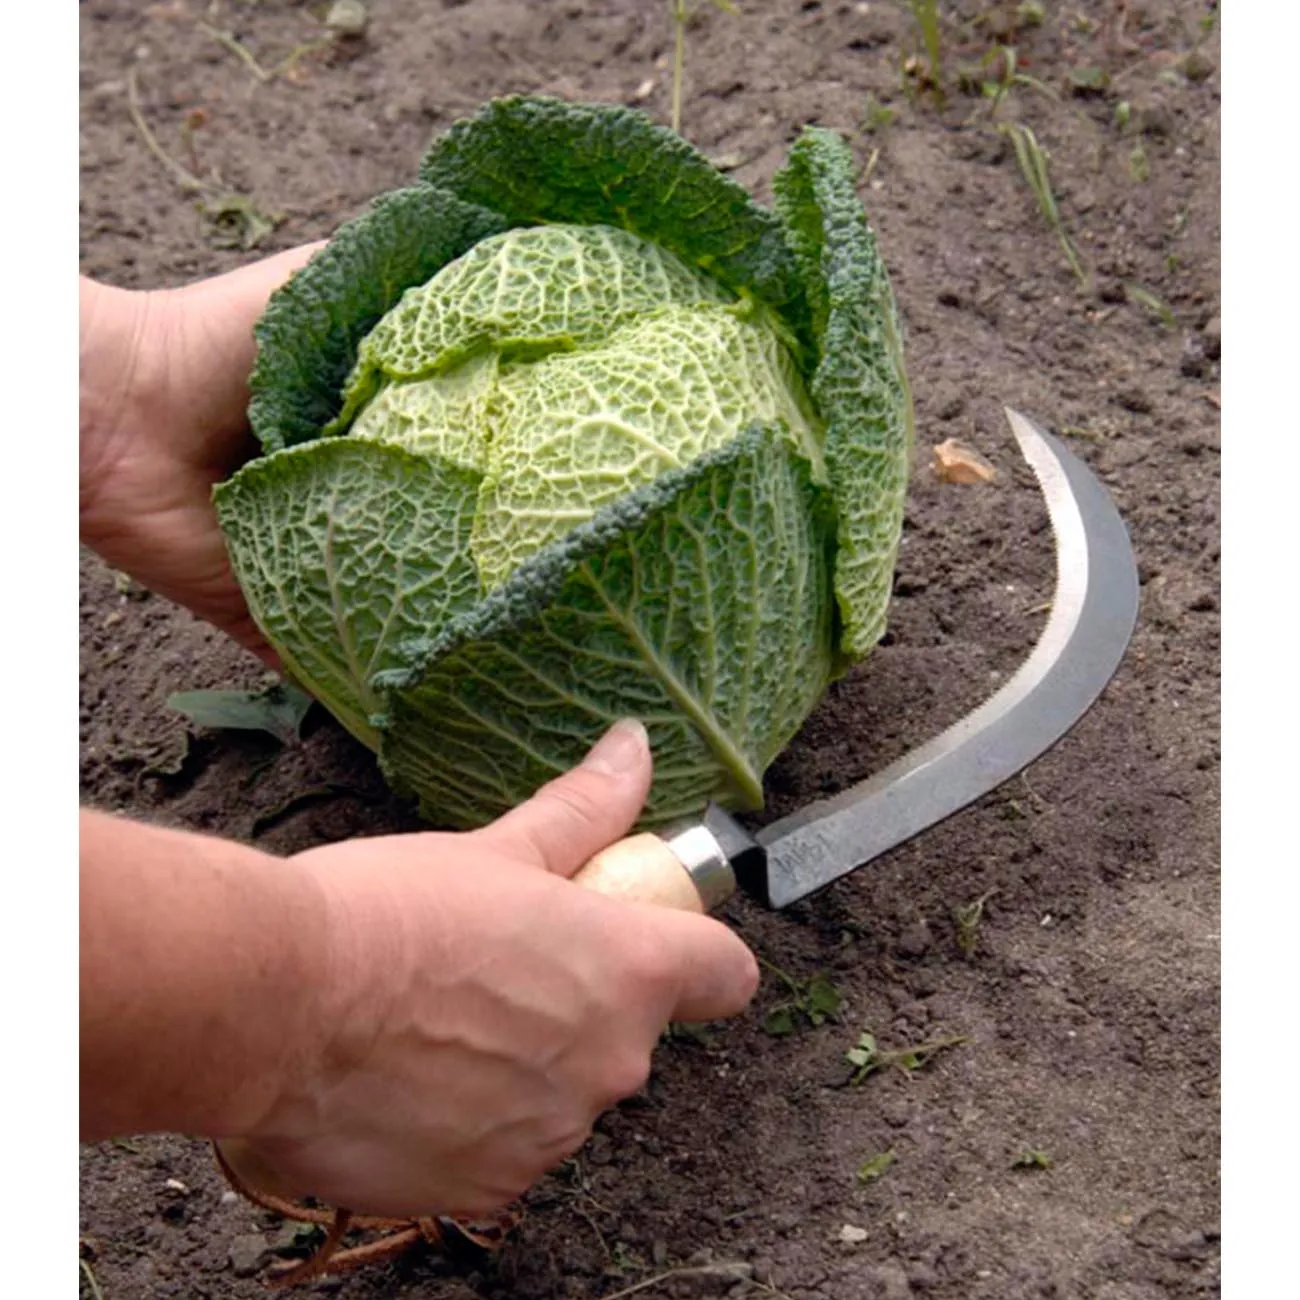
<box><xmin>375</xmin><ymin>424</ymin><xmax>836</xmax><ymax>830</ymax></box>
<box><xmin>167</xmin><ymin>683</ymin><xmax>314</xmax><ymax>746</ymax></box>
<box><xmin>214</xmin><ymin>438</ymin><xmax>483</xmax><ymax>750</ymax></box>
<box><xmin>419</xmin><ymin>95</ymin><xmax>813</xmax><ymax>355</ymax></box>
<box><xmin>248</xmin><ymin>184</ymin><xmax>511</xmax><ymax>452</ymax></box>
<box><xmin>773</xmin><ymin>129</ymin><xmax>914</xmax><ymax>663</ymax></box>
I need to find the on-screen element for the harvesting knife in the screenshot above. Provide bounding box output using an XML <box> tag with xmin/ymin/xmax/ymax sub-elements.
<box><xmin>573</xmin><ymin>407</ymin><xmax>1140</xmax><ymax>913</ymax></box>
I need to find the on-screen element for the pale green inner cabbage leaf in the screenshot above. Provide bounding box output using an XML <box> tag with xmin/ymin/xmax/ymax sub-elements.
<box><xmin>344</xmin><ymin>223</ymin><xmax>825</xmax><ymax>590</ymax></box>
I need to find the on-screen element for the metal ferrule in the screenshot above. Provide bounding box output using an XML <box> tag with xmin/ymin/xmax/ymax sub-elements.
<box><xmin>660</xmin><ymin>822</ymin><xmax>736</xmax><ymax>912</ymax></box>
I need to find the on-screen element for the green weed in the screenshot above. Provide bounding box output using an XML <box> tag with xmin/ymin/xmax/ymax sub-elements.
<box><xmin>1012</xmin><ymin>1147</ymin><xmax>1054</xmax><ymax>1170</ymax></box>
<box><xmin>760</xmin><ymin>960</ymin><xmax>843</xmax><ymax>1036</ymax></box>
<box><xmin>954</xmin><ymin>889</ymin><xmax>995</xmax><ymax>959</ymax></box>
<box><xmin>1124</xmin><ymin>282</ymin><xmax>1176</xmax><ymax>329</ymax></box>
<box><xmin>860</xmin><ymin>94</ymin><xmax>898</xmax><ymax>134</ymax></box>
<box><xmin>906</xmin><ymin>0</ymin><xmax>945</xmax><ymax>104</ymax></box>
<box><xmin>856</xmin><ymin>1149</ymin><xmax>897</xmax><ymax>1184</ymax></box>
<box><xmin>845</xmin><ymin>1030</ymin><xmax>968</xmax><ymax>1084</ymax></box>
<box><xmin>1128</xmin><ymin>138</ymin><xmax>1151</xmax><ymax>182</ymax></box>
<box><xmin>998</xmin><ymin>121</ymin><xmax>1088</xmax><ymax>287</ymax></box>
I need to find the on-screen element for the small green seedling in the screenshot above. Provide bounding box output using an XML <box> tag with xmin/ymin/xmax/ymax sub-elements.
<box><xmin>845</xmin><ymin>1030</ymin><xmax>968</xmax><ymax>1084</ymax></box>
<box><xmin>762</xmin><ymin>961</ymin><xmax>843</xmax><ymax>1037</ymax></box>
<box><xmin>1012</xmin><ymin>1147</ymin><xmax>1054</xmax><ymax>1170</ymax></box>
<box><xmin>998</xmin><ymin>122</ymin><xmax>1088</xmax><ymax>287</ymax></box>
<box><xmin>1128</xmin><ymin>138</ymin><xmax>1151</xmax><ymax>183</ymax></box>
<box><xmin>860</xmin><ymin>95</ymin><xmax>897</xmax><ymax>134</ymax></box>
<box><xmin>1124</xmin><ymin>283</ymin><xmax>1175</xmax><ymax>329</ymax></box>
<box><xmin>954</xmin><ymin>889</ymin><xmax>996</xmax><ymax>959</ymax></box>
<box><xmin>856</xmin><ymin>1149</ymin><xmax>897</xmax><ymax>1184</ymax></box>
<box><xmin>907</xmin><ymin>0</ymin><xmax>945</xmax><ymax>104</ymax></box>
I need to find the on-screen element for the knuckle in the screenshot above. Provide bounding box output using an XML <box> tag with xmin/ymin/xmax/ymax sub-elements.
<box><xmin>535</xmin><ymin>775</ymin><xmax>606</xmax><ymax>831</ymax></box>
<box><xmin>619</xmin><ymin>928</ymin><xmax>676</xmax><ymax>990</ymax></box>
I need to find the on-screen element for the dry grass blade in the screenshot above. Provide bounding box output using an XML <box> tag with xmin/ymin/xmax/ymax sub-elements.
<box><xmin>79</xmin><ymin>1259</ymin><xmax>105</xmax><ymax>1300</ymax></box>
<box><xmin>670</xmin><ymin>0</ymin><xmax>688</xmax><ymax>133</ymax></box>
<box><xmin>601</xmin><ymin>1261</ymin><xmax>794</xmax><ymax>1299</ymax></box>
<box><xmin>125</xmin><ymin>64</ymin><xmax>284</xmax><ymax>249</ymax></box>
<box><xmin>198</xmin><ymin>19</ymin><xmax>272</xmax><ymax>81</ymax></box>
<box><xmin>125</xmin><ymin>65</ymin><xmax>206</xmax><ymax>193</ymax></box>
<box><xmin>1124</xmin><ymin>282</ymin><xmax>1176</xmax><ymax>328</ymax></box>
<box><xmin>669</xmin><ymin>0</ymin><xmax>739</xmax><ymax>135</ymax></box>
<box><xmin>998</xmin><ymin>122</ymin><xmax>1088</xmax><ymax>287</ymax></box>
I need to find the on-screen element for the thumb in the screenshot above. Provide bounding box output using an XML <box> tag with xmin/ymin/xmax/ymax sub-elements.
<box><xmin>477</xmin><ymin>718</ymin><xmax>653</xmax><ymax>876</ymax></box>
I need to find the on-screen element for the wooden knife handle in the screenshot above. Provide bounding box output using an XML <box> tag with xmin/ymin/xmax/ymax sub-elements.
<box><xmin>571</xmin><ymin>823</ymin><xmax>737</xmax><ymax>913</ymax></box>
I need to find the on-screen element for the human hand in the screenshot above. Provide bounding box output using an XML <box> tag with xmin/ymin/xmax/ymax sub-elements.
<box><xmin>79</xmin><ymin>247</ymin><xmax>323</xmax><ymax>664</ymax></box>
<box><xmin>221</xmin><ymin>719</ymin><xmax>759</xmax><ymax>1219</ymax></box>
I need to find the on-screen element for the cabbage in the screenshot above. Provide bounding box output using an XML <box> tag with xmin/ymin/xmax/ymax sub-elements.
<box><xmin>214</xmin><ymin>96</ymin><xmax>913</xmax><ymax>828</ymax></box>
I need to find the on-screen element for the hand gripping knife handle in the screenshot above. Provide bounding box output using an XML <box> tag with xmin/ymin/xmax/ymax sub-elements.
<box><xmin>572</xmin><ymin>803</ymin><xmax>765</xmax><ymax>913</ymax></box>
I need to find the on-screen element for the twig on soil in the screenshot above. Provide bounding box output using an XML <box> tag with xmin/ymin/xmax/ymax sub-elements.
<box><xmin>275</xmin><ymin>34</ymin><xmax>338</xmax><ymax>83</ymax></box>
<box><xmin>601</xmin><ymin>1261</ymin><xmax>794</xmax><ymax>1299</ymax></box>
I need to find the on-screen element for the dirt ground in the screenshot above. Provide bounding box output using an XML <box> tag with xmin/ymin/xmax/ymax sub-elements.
<box><xmin>79</xmin><ymin>1</ymin><xmax>1220</xmax><ymax>1297</ymax></box>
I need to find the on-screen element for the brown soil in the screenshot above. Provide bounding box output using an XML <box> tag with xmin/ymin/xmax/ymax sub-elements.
<box><xmin>79</xmin><ymin>2</ymin><xmax>1221</xmax><ymax>1297</ymax></box>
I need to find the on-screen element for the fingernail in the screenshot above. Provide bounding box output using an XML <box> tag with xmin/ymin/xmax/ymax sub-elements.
<box><xmin>581</xmin><ymin>718</ymin><xmax>649</xmax><ymax>776</ymax></box>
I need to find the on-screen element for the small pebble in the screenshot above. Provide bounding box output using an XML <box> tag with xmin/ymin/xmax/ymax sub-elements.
<box><xmin>1201</xmin><ymin>314</ymin><xmax>1221</xmax><ymax>360</ymax></box>
<box><xmin>895</xmin><ymin>921</ymin><xmax>933</xmax><ymax>959</ymax></box>
<box><xmin>228</xmin><ymin>1233</ymin><xmax>271</xmax><ymax>1279</ymax></box>
<box><xmin>325</xmin><ymin>0</ymin><xmax>368</xmax><ymax>36</ymax></box>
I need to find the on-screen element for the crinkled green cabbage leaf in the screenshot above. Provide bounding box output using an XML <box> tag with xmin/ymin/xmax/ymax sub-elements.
<box><xmin>215</xmin><ymin>95</ymin><xmax>913</xmax><ymax>828</ymax></box>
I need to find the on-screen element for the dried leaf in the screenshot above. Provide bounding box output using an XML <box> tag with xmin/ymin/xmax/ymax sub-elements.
<box><xmin>931</xmin><ymin>438</ymin><xmax>997</xmax><ymax>485</ymax></box>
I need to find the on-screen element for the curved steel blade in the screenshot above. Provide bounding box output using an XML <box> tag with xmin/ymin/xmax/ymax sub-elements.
<box><xmin>756</xmin><ymin>408</ymin><xmax>1139</xmax><ymax>909</ymax></box>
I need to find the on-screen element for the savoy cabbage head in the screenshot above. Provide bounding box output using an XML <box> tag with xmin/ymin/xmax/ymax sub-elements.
<box><xmin>214</xmin><ymin>96</ymin><xmax>913</xmax><ymax>829</ymax></box>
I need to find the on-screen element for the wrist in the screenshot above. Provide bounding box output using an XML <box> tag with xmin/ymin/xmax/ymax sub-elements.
<box><xmin>240</xmin><ymin>853</ymin><xmax>416</xmax><ymax>1143</ymax></box>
